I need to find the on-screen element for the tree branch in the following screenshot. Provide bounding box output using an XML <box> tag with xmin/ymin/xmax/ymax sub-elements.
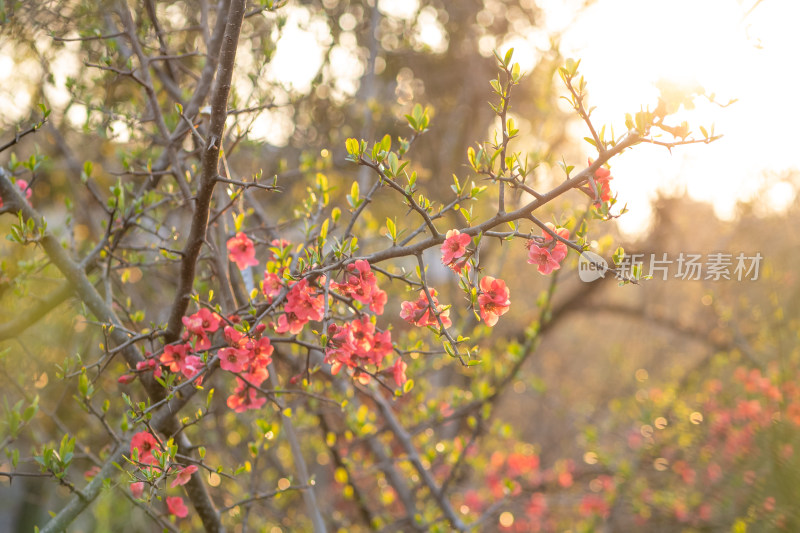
<box><xmin>164</xmin><ymin>0</ymin><xmax>247</xmax><ymax>342</ymax></box>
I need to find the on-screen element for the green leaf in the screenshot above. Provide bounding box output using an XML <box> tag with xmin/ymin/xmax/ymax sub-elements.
<box><xmin>412</xmin><ymin>103</ymin><xmax>423</xmax><ymax>123</ymax></box>
<box><xmin>565</xmin><ymin>57</ymin><xmax>580</xmax><ymax>76</ymax></box>
<box><xmin>612</xmin><ymin>246</ymin><xmax>625</xmax><ymax>266</ymax></box>
<box><xmin>233</xmin><ymin>212</ymin><xmax>245</xmax><ymax>233</ymax></box>
<box><xmin>319</xmin><ymin>218</ymin><xmax>329</xmax><ymax>241</ymax></box>
<box><xmin>386</xmin><ymin>217</ymin><xmax>397</xmax><ymax>242</ymax></box>
<box><xmin>625</xmin><ymin>113</ymin><xmax>634</xmax><ymax>130</ymax></box>
<box><xmin>503</xmin><ymin>48</ymin><xmax>514</xmax><ymax>67</ymax></box>
<box><xmin>387</xmin><ymin>152</ymin><xmax>399</xmax><ymax>177</ymax></box>
<box><xmin>345</xmin><ymin>138</ymin><xmax>360</xmax><ymax>156</ymax></box>
<box><xmin>22</xmin><ymin>396</ymin><xmax>38</xmax><ymax>422</ymax></box>
<box><xmin>78</xmin><ymin>372</ymin><xmax>93</xmax><ymax>398</ymax></box>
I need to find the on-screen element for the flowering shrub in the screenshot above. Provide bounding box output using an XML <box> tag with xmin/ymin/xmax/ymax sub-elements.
<box><xmin>0</xmin><ymin>3</ymin><xmax>729</xmax><ymax>532</ymax></box>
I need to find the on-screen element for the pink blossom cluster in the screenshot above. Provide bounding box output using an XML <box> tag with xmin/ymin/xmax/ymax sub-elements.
<box><xmin>526</xmin><ymin>223</ymin><xmax>570</xmax><ymax>275</ymax></box>
<box><xmin>219</xmin><ymin>324</ymin><xmax>273</xmax><ymax>413</ymax></box>
<box><xmin>324</xmin><ymin>260</ymin><xmax>407</xmax><ymax>386</ymax></box>
<box><xmin>181</xmin><ymin>308</ymin><xmax>221</xmax><ymax>351</ymax></box>
<box><xmin>477</xmin><ymin>276</ymin><xmax>510</xmax><ymax>327</ymax></box>
<box><xmin>400</xmin><ymin>289</ymin><xmax>451</xmax><ymax>328</ymax></box>
<box><xmin>332</xmin><ymin>259</ymin><xmax>388</xmax><ymax>314</ymax></box>
<box><xmin>441</xmin><ymin>229</ymin><xmax>472</xmax><ymax>273</ymax></box>
<box><xmin>128</xmin><ymin>431</ymin><xmax>197</xmax><ymax>518</ymax></box>
<box><xmin>431</xmin><ymin>229</ymin><xmax>512</xmax><ymax>328</ymax></box>
<box><xmin>274</xmin><ymin>278</ymin><xmax>325</xmax><ymax>334</ymax></box>
<box><xmin>325</xmin><ymin>317</ymin><xmax>393</xmax><ymax>376</ymax></box>
<box><xmin>160</xmin><ymin>342</ymin><xmax>204</xmax><ymax>382</ymax></box>
<box><xmin>124</xmin><ymin>239</ymin><xmax>410</xmax><ymax>400</ymax></box>
<box><xmin>584</xmin><ymin>158</ymin><xmax>614</xmax><ymax>205</ymax></box>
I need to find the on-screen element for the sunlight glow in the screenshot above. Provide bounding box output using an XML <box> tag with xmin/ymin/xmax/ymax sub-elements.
<box><xmin>415</xmin><ymin>7</ymin><xmax>448</xmax><ymax>53</ymax></box>
<box><xmin>378</xmin><ymin>0</ymin><xmax>420</xmax><ymax>20</ymax></box>
<box><xmin>265</xmin><ymin>8</ymin><xmax>331</xmax><ymax>94</ymax></box>
<box><xmin>549</xmin><ymin>0</ymin><xmax>800</xmax><ymax>234</ymax></box>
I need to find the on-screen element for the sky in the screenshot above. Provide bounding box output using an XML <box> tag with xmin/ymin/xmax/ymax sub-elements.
<box><xmin>527</xmin><ymin>0</ymin><xmax>800</xmax><ymax>235</ymax></box>
<box><xmin>1</xmin><ymin>0</ymin><xmax>797</xmax><ymax>237</ymax></box>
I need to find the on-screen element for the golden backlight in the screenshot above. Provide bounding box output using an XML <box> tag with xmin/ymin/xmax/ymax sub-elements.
<box><xmin>546</xmin><ymin>0</ymin><xmax>800</xmax><ymax>234</ymax></box>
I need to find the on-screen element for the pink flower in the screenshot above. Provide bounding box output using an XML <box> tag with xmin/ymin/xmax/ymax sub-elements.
<box><xmin>400</xmin><ymin>289</ymin><xmax>451</xmax><ymax>329</ymax></box>
<box><xmin>182</xmin><ymin>309</ymin><xmax>221</xmax><ymax>351</ymax></box>
<box><xmin>167</xmin><ymin>496</ymin><xmax>189</xmax><ymax>518</ymax></box>
<box><xmin>349</xmin><ymin>316</ymin><xmax>375</xmax><ymax>357</ymax></box>
<box><xmin>180</xmin><ymin>355</ymin><xmax>205</xmax><ymax>381</ymax></box>
<box><xmin>159</xmin><ymin>342</ymin><xmax>203</xmax><ymax>381</ymax></box>
<box><xmin>262</xmin><ymin>272</ymin><xmax>284</xmax><ymax>302</ymax></box>
<box><xmin>223</xmin><ymin>326</ymin><xmax>248</xmax><ymax>349</ymax></box>
<box><xmin>170</xmin><ymin>465</ymin><xmax>198</xmax><ymax>488</ymax></box>
<box><xmin>441</xmin><ymin>229</ymin><xmax>471</xmax><ymax>270</ymax></box>
<box><xmin>334</xmin><ymin>260</ymin><xmax>375</xmax><ymax>300</ymax></box>
<box><xmin>527</xmin><ymin>246</ymin><xmax>561</xmax><ymax>274</ymax></box>
<box><xmin>450</xmin><ymin>257</ymin><xmax>471</xmax><ymax>275</ymax></box>
<box><xmin>284</xmin><ymin>279</ymin><xmax>324</xmax><ymax>322</ymax></box>
<box><xmin>585</xmin><ymin>158</ymin><xmax>614</xmax><ymax>204</ymax></box>
<box><xmin>219</xmin><ymin>347</ymin><xmax>249</xmax><ymax>373</ymax></box>
<box><xmin>477</xmin><ymin>276</ymin><xmax>510</xmax><ymax>327</ymax></box>
<box><xmin>130</xmin><ymin>481</ymin><xmax>144</xmax><ymax>499</ymax></box>
<box><xmin>325</xmin><ymin>322</ymin><xmax>357</xmax><ymax>373</ymax></box>
<box><xmin>182</xmin><ymin>308</ymin><xmax>221</xmax><ymax>335</ymax></box>
<box><xmin>331</xmin><ymin>260</ymin><xmax>389</xmax><ymax>316</ymax></box>
<box><xmin>226</xmin><ymin>378</ymin><xmax>266</xmax><ymax>412</ymax></box>
<box><xmin>371</xmin><ymin>329</ymin><xmax>394</xmax><ymax>366</ymax></box>
<box><xmin>324</xmin><ymin>318</ymin><xmax>393</xmax><ymax>373</ymax></box>
<box><xmin>369</xmin><ymin>288</ymin><xmax>388</xmax><ymax>315</ymax></box>
<box><xmin>227</xmin><ymin>232</ymin><xmax>259</xmax><ymax>270</ymax></box>
<box><xmin>392</xmin><ymin>358</ymin><xmax>408</xmax><ymax>387</ymax></box>
<box><xmin>274</xmin><ymin>311</ymin><xmax>306</xmax><ymax>335</ymax></box>
<box><xmin>130</xmin><ymin>431</ymin><xmax>159</xmax><ymax>465</ymax></box>
<box><xmin>218</xmin><ymin>327</ymin><xmax>252</xmax><ymax>374</ymax></box>
<box><xmin>250</xmin><ymin>336</ymin><xmax>274</xmax><ymax>364</ymax></box>
<box><xmin>160</xmin><ymin>343</ymin><xmax>192</xmax><ymax>373</ymax></box>
<box><xmin>526</xmin><ymin>223</ymin><xmax>570</xmax><ymax>275</ymax></box>
<box><xmin>243</xmin><ymin>364</ymin><xmax>269</xmax><ymax>386</ymax></box>
<box><xmin>542</xmin><ymin>223</ymin><xmax>570</xmax><ymax>262</ymax></box>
